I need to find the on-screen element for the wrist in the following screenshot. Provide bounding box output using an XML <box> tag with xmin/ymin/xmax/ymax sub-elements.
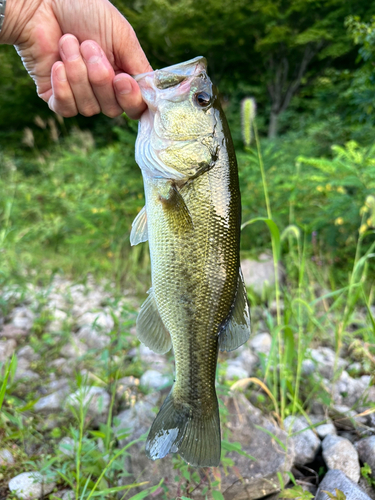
<box><xmin>0</xmin><ymin>0</ymin><xmax>41</xmax><ymax>44</ymax></box>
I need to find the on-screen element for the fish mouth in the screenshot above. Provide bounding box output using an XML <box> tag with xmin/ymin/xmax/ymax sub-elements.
<box><xmin>133</xmin><ymin>56</ymin><xmax>207</xmax><ymax>87</ymax></box>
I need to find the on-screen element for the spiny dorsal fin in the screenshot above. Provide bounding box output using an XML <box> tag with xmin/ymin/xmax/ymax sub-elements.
<box><xmin>219</xmin><ymin>268</ymin><xmax>251</xmax><ymax>352</ymax></box>
<box><xmin>130</xmin><ymin>206</ymin><xmax>148</xmax><ymax>246</ymax></box>
<box><xmin>136</xmin><ymin>288</ymin><xmax>172</xmax><ymax>354</ymax></box>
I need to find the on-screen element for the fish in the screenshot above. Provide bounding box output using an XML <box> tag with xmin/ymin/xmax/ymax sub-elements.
<box><xmin>131</xmin><ymin>57</ymin><xmax>251</xmax><ymax>467</ymax></box>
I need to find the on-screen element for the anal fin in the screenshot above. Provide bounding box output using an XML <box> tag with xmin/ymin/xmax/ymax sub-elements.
<box><xmin>136</xmin><ymin>288</ymin><xmax>172</xmax><ymax>354</ymax></box>
<box><xmin>130</xmin><ymin>206</ymin><xmax>148</xmax><ymax>246</ymax></box>
<box><xmin>219</xmin><ymin>268</ymin><xmax>251</xmax><ymax>352</ymax></box>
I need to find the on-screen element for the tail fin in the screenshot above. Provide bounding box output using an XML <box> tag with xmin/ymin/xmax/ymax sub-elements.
<box><xmin>145</xmin><ymin>388</ymin><xmax>221</xmax><ymax>467</ymax></box>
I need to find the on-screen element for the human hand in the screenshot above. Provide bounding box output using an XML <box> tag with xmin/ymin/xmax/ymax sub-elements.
<box><xmin>0</xmin><ymin>0</ymin><xmax>152</xmax><ymax>119</ymax></box>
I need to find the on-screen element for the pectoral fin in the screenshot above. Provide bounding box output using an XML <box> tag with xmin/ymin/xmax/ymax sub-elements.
<box><xmin>136</xmin><ymin>288</ymin><xmax>172</xmax><ymax>354</ymax></box>
<box><xmin>158</xmin><ymin>181</ymin><xmax>193</xmax><ymax>232</ymax></box>
<box><xmin>219</xmin><ymin>269</ymin><xmax>251</xmax><ymax>352</ymax></box>
<box><xmin>130</xmin><ymin>206</ymin><xmax>148</xmax><ymax>246</ymax></box>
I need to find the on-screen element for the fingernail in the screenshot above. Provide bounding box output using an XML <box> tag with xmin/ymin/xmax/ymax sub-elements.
<box><xmin>81</xmin><ymin>42</ymin><xmax>101</xmax><ymax>64</ymax></box>
<box><xmin>114</xmin><ymin>77</ymin><xmax>132</xmax><ymax>95</ymax></box>
<box><xmin>61</xmin><ymin>36</ymin><xmax>80</xmax><ymax>62</ymax></box>
<box><xmin>56</xmin><ymin>64</ymin><xmax>67</xmax><ymax>82</ymax></box>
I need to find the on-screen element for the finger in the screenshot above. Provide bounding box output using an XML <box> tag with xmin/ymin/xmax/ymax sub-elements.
<box><xmin>59</xmin><ymin>35</ymin><xmax>101</xmax><ymax>117</ymax></box>
<box><xmin>49</xmin><ymin>62</ymin><xmax>78</xmax><ymax>117</ymax></box>
<box><xmin>113</xmin><ymin>74</ymin><xmax>147</xmax><ymax>120</ymax></box>
<box><xmin>80</xmin><ymin>40</ymin><xmax>123</xmax><ymax>118</ymax></box>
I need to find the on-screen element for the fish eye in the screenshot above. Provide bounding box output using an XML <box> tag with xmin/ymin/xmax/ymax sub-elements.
<box><xmin>195</xmin><ymin>92</ymin><xmax>211</xmax><ymax>107</ymax></box>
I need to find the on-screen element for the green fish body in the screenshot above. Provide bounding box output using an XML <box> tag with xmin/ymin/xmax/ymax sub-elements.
<box><xmin>132</xmin><ymin>57</ymin><xmax>251</xmax><ymax>467</ymax></box>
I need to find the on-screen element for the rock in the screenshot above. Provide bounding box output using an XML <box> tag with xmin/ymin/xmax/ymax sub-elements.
<box><xmin>117</xmin><ymin>392</ymin><xmax>295</xmax><ymax>500</ymax></box>
<box><xmin>49</xmin><ymin>358</ymin><xmax>73</xmax><ymax>376</ymax></box>
<box><xmin>241</xmin><ymin>253</ymin><xmax>284</xmax><ymax>296</ymax></box>
<box><xmin>11</xmin><ymin>306</ymin><xmax>35</xmax><ymax>331</ymax></box>
<box><xmin>137</xmin><ymin>344</ymin><xmax>168</xmax><ymax>372</ymax></box>
<box><xmin>249</xmin><ymin>332</ymin><xmax>272</xmax><ymax>355</ymax></box>
<box><xmin>77</xmin><ymin>311</ymin><xmax>114</xmax><ymax>333</ymax></box>
<box><xmin>284</xmin><ymin>415</ymin><xmax>320</xmax><ymax>465</ymax></box>
<box><xmin>356</xmin><ymin>436</ymin><xmax>375</xmax><ymax>479</ymax></box>
<box><xmin>60</xmin><ymin>335</ymin><xmax>88</xmax><ymax>358</ymax></box>
<box><xmin>77</xmin><ymin>325</ymin><xmax>109</xmax><ymax>350</ymax></box>
<box><xmin>0</xmin><ymin>324</ymin><xmax>28</xmax><ymax>339</ymax></box>
<box><xmin>51</xmin><ymin>490</ymin><xmax>74</xmax><ymax>500</ymax></box>
<box><xmin>65</xmin><ymin>386</ymin><xmax>110</xmax><ymax>424</ymax></box>
<box><xmin>315</xmin><ymin>469</ymin><xmax>371</xmax><ymax>500</ymax></box>
<box><xmin>139</xmin><ymin>370</ymin><xmax>170</xmax><ymax>390</ymax></box>
<box><xmin>34</xmin><ymin>388</ymin><xmax>70</xmax><ymax>413</ymax></box>
<box><xmin>301</xmin><ymin>359</ymin><xmax>316</xmax><ymax>375</ymax></box>
<box><xmin>58</xmin><ymin>437</ymin><xmax>76</xmax><ymax>457</ymax></box>
<box><xmin>225</xmin><ymin>359</ymin><xmax>249</xmax><ymax>380</ymax></box>
<box><xmin>333</xmin><ymin>370</ymin><xmax>368</xmax><ymax>406</ymax></box>
<box><xmin>48</xmin><ymin>309</ymin><xmax>68</xmax><ymax>333</ymax></box>
<box><xmin>13</xmin><ymin>357</ymin><xmax>40</xmax><ymax>382</ymax></box>
<box><xmin>322</xmin><ymin>434</ymin><xmax>360</xmax><ymax>482</ymax></box>
<box><xmin>308</xmin><ymin>347</ymin><xmax>347</xmax><ymax>379</ymax></box>
<box><xmin>309</xmin><ymin>415</ymin><xmax>337</xmax><ymax>439</ymax></box>
<box><xmin>8</xmin><ymin>471</ymin><xmax>56</xmax><ymax>500</ymax></box>
<box><xmin>358</xmin><ymin>478</ymin><xmax>375</xmax><ymax>500</ymax></box>
<box><xmin>330</xmin><ymin>404</ymin><xmax>366</xmax><ymax>429</ymax></box>
<box><xmin>17</xmin><ymin>345</ymin><xmax>40</xmax><ymax>362</ymax></box>
<box><xmin>0</xmin><ymin>338</ymin><xmax>16</xmax><ymax>362</ymax></box>
<box><xmin>0</xmin><ymin>448</ymin><xmax>14</xmax><ymax>465</ymax></box>
<box><xmin>235</xmin><ymin>347</ymin><xmax>258</xmax><ymax>373</ymax></box>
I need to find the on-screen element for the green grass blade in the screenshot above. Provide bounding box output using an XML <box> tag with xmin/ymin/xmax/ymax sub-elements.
<box><xmin>0</xmin><ymin>354</ymin><xmax>15</xmax><ymax>410</ymax></box>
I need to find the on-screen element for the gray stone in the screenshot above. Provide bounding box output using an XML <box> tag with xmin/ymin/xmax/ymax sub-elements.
<box><xmin>0</xmin><ymin>324</ymin><xmax>28</xmax><ymax>339</ymax></box>
<box><xmin>117</xmin><ymin>392</ymin><xmax>295</xmax><ymax>500</ymax></box>
<box><xmin>11</xmin><ymin>306</ymin><xmax>35</xmax><ymax>331</ymax></box>
<box><xmin>356</xmin><ymin>436</ymin><xmax>375</xmax><ymax>479</ymax></box>
<box><xmin>76</xmin><ymin>311</ymin><xmax>114</xmax><ymax>333</ymax></box>
<box><xmin>0</xmin><ymin>338</ymin><xmax>16</xmax><ymax>362</ymax></box>
<box><xmin>17</xmin><ymin>345</ymin><xmax>40</xmax><ymax>362</ymax></box>
<box><xmin>65</xmin><ymin>386</ymin><xmax>110</xmax><ymax>423</ymax></box>
<box><xmin>13</xmin><ymin>356</ymin><xmax>40</xmax><ymax>382</ymax></box>
<box><xmin>235</xmin><ymin>347</ymin><xmax>258</xmax><ymax>373</ymax></box>
<box><xmin>284</xmin><ymin>415</ymin><xmax>320</xmax><ymax>465</ymax></box>
<box><xmin>316</xmin><ymin>470</ymin><xmax>371</xmax><ymax>500</ymax></box>
<box><xmin>309</xmin><ymin>415</ymin><xmax>337</xmax><ymax>439</ymax></box>
<box><xmin>49</xmin><ymin>357</ymin><xmax>74</xmax><ymax>376</ymax></box>
<box><xmin>77</xmin><ymin>325</ymin><xmax>109</xmax><ymax>350</ymax></box>
<box><xmin>139</xmin><ymin>369</ymin><xmax>170</xmax><ymax>390</ymax></box>
<box><xmin>60</xmin><ymin>335</ymin><xmax>88</xmax><ymax>358</ymax></box>
<box><xmin>137</xmin><ymin>344</ymin><xmax>168</xmax><ymax>371</ymax></box>
<box><xmin>322</xmin><ymin>434</ymin><xmax>360</xmax><ymax>482</ymax></box>
<box><xmin>241</xmin><ymin>253</ymin><xmax>284</xmax><ymax>296</ymax></box>
<box><xmin>358</xmin><ymin>478</ymin><xmax>375</xmax><ymax>500</ymax></box>
<box><xmin>8</xmin><ymin>471</ymin><xmax>56</xmax><ymax>500</ymax></box>
<box><xmin>249</xmin><ymin>332</ymin><xmax>272</xmax><ymax>355</ymax></box>
<box><xmin>58</xmin><ymin>437</ymin><xmax>76</xmax><ymax>457</ymax></box>
<box><xmin>48</xmin><ymin>309</ymin><xmax>68</xmax><ymax>333</ymax></box>
<box><xmin>225</xmin><ymin>360</ymin><xmax>249</xmax><ymax>380</ymax></box>
<box><xmin>301</xmin><ymin>359</ymin><xmax>316</xmax><ymax>375</ymax></box>
<box><xmin>333</xmin><ymin>370</ymin><xmax>368</xmax><ymax>406</ymax></box>
<box><xmin>309</xmin><ymin>347</ymin><xmax>347</xmax><ymax>379</ymax></box>
<box><xmin>0</xmin><ymin>448</ymin><xmax>14</xmax><ymax>465</ymax></box>
<box><xmin>34</xmin><ymin>388</ymin><xmax>69</xmax><ymax>413</ymax></box>
<box><xmin>51</xmin><ymin>490</ymin><xmax>75</xmax><ymax>500</ymax></box>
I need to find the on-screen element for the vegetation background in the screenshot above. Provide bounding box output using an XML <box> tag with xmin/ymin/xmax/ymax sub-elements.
<box><xmin>0</xmin><ymin>0</ymin><xmax>375</xmax><ymax>498</ymax></box>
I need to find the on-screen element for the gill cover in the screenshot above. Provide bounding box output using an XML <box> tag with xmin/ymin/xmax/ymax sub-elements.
<box><xmin>134</xmin><ymin>57</ymin><xmax>219</xmax><ymax>181</ymax></box>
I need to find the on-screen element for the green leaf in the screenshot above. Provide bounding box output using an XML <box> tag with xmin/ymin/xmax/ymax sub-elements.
<box><xmin>221</xmin><ymin>440</ymin><xmax>256</xmax><ymax>460</ymax></box>
<box><xmin>0</xmin><ymin>354</ymin><xmax>14</xmax><ymax>410</ymax></box>
<box><xmin>241</xmin><ymin>217</ymin><xmax>281</xmax><ymax>260</ymax></box>
<box><xmin>212</xmin><ymin>492</ymin><xmax>225</xmax><ymax>500</ymax></box>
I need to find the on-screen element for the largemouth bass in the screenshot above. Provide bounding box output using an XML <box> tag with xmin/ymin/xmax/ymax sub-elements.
<box><xmin>131</xmin><ymin>57</ymin><xmax>251</xmax><ymax>467</ymax></box>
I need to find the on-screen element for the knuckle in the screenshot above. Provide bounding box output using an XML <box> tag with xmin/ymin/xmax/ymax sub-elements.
<box><xmin>104</xmin><ymin>107</ymin><xmax>123</xmax><ymax>118</ymax></box>
<box><xmin>81</xmin><ymin>105</ymin><xmax>100</xmax><ymax>117</ymax></box>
